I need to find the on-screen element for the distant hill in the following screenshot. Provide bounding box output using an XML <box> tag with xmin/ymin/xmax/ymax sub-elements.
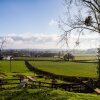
<box><xmin>3</xmin><ymin>48</ymin><xmax>97</xmax><ymax>55</ymax></box>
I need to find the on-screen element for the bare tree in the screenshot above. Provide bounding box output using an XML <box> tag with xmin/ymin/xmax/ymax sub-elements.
<box><xmin>0</xmin><ymin>38</ymin><xmax>6</xmax><ymax>59</ymax></box>
<box><xmin>0</xmin><ymin>38</ymin><xmax>6</xmax><ymax>52</ymax></box>
<box><xmin>59</xmin><ymin>0</ymin><xmax>100</xmax><ymax>46</ymax></box>
<box><xmin>59</xmin><ymin>0</ymin><xmax>100</xmax><ymax>83</ymax></box>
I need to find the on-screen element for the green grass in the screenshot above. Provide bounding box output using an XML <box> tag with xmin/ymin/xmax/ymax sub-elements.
<box><xmin>33</xmin><ymin>55</ymin><xmax>97</xmax><ymax>62</ymax></box>
<box><xmin>0</xmin><ymin>60</ymin><xmax>98</xmax><ymax>78</ymax></box>
<box><xmin>0</xmin><ymin>61</ymin><xmax>28</xmax><ymax>73</ymax></box>
<box><xmin>14</xmin><ymin>57</ymin><xmax>61</xmax><ymax>61</ymax></box>
<box><xmin>0</xmin><ymin>59</ymin><xmax>100</xmax><ymax>99</ymax></box>
<box><xmin>29</xmin><ymin>61</ymin><xmax>97</xmax><ymax>78</ymax></box>
<box><xmin>0</xmin><ymin>60</ymin><xmax>35</xmax><ymax>78</ymax></box>
<box><xmin>74</xmin><ymin>55</ymin><xmax>97</xmax><ymax>61</ymax></box>
<box><xmin>0</xmin><ymin>89</ymin><xmax>100</xmax><ymax>100</ymax></box>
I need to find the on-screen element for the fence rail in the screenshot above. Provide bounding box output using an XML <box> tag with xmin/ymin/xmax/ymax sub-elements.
<box><xmin>0</xmin><ymin>78</ymin><xmax>90</xmax><ymax>93</ymax></box>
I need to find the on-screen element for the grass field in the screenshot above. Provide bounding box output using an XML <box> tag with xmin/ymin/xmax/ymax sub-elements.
<box><xmin>0</xmin><ymin>89</ymin><xmax>100</xmax><ymax>100</ymax></box>
<box><xmin>14</xmin><ymin>55</ymin><xmax>97</xmax><ymax>61</ymax></box>
<box><xmin>0</xmin><ymin>60</ymin><xmax>35</xmax><ymax>77</ymax></box>
<box><xmin>0</xmin><ymin>58</ymin><xmax>98</xmax><ymax>78</ymax></box>
<box><xmin>75</xmin><ymin>55</ymin><xmax>97</xmax><ymax>61</ymax></box>
<box><xmin>0</xmin><ymin>61</ymin><xmax>27</xmax><ymax>73</ymax></box>
<box><xmin>0</xmin><ymin>57</ymin><xmax>100</xmax><ymax>100</ymax></box>
<box><xmin>0</xmin><ymin>56</ymin><xmax>100</xmax><ymax>100</ymax></box>
<box><xmin>14</xmin><ymin>57</ymin><xmax>61</xmax><ymax>61</ymax></box>
<box><xmin>29</xmin><ymin>61</ymin><xmax>98</xmax><ymax>78</ymax></box>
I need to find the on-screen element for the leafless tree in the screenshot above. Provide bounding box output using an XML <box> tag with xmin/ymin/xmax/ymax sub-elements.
<box><xmin>0</xmin><ymin>39</ymin><xmax>6</xmax><ymax>51</ymax></box>
<box><xmin>59</xmin><ymin>0</ymin><xmax>100</xmax><ymax>46</ymax></box>
<box><xmin>59</xmin><ymin>0</ymin><xmax>100</xmax><ymax>82</ymax></box>
<box><xmin>0</xmin><ymin>38</ymin><xmax>6</xmax><ymax>55</ymax></box>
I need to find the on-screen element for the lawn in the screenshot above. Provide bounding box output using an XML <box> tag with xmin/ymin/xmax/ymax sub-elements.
<box><xmin>0</xmin><ymin>89</ymin><xmax>100</xmax><ymax>100</ymax></box>
<box><xmin>0</xmin><ymin>60</ymin><xmax>100</xmax><ymax>99</ymax></box>
<box><xmin>0</xmin><ymin>61</ymin><xmax>28</xmax><ymax>73</ymax></box>
<box><xmin>29</xmin><ymin>61</ymin><xmax>98</xmax><ymax>78</ymax></box>
<box><xmin>0</xmin><ymin>60</ymin><xmax>35</xmax><ymax>77</ymax></box>
<box><xmin>0</xmin><ymin>60</ymin><xmax>98</xmax><ymax>78</ymax></box>
<box><xmin>74</xmin><ymin>55</ymin><xmax>97</xmax><ymax>61</ymax></box>
<box><xmin>14</xmin><ymin>57</ymin><xmax>61</xmax><ymax>61</ymax></box>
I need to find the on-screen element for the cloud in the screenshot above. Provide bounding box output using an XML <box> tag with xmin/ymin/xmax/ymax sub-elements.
<box><xmin>58</xmin><ymin>36</ymin><xmax>100</xmax><ymax>50</ymax></box>
<box><xmin>49</xmin><ymin>19</ymin><xmax>57</xmax><ymax>27</ymax></box>
<box><xmin>0</xmin><ymin>32</ymin><xmax>100</xmax><ymax>49</ymax></box>
<box><xmin>0</xmin><ymin>33</ymin><xmax>59</xmax><ymax>49</ymax></box>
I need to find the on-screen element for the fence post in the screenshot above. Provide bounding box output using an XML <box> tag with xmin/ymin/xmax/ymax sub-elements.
<box><xmin>0</xmin><ymin>79</ymin><xmax>2</xmax><ymax>90</ymax></box>
<box><xmin>39</xmin><ymin>81</ymin><xmax>41</xmax><ymax>88</ymax></box>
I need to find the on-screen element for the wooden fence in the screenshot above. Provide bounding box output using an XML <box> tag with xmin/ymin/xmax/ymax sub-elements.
<box><xmin>0</xmin><ymin>78</ymin><xmax>93</xmax><ymax>93</ymax></box>
<box><xmin>0</xmin><ymin>60</ymin><xmax>98</xmax><ymax>93</ymax></box>
<box><xmin>24</xmin><ymin>61</ymin><xmax>99</xmax><ymax>93</ymax></box>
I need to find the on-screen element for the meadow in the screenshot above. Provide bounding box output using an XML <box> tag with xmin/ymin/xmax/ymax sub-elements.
<box><xmin>75</xmin><ymin>55</ymin><xmax>97</xmax><ymax>61</ymax></box>
<box><xmin>0</xmin><ymin>55</ymin><xmax>100</xmax><ymax>100</ymax></box>
<box><xmin>0</xmin><ymin>60</ymin><xmax>35</xmax><ymax>78</ymax></box>
<box><xmin>29</xmin><ymin>61</ymin><xmax>97</xmax><ymax>78</ymax></box>
<box><xmin>0</xmin><ymin>55</ymin><xmax>98</xmax><ymax>78</ymax></box>
<box><xmin>0</xmin><ymin>61</ymin><xmax>27</xmax><ymax>73</ymax></box>
<box><xmin>14</xmin><ymin>54</ymin><xmax>97</xmax><ymax>61</ymax></box>
<box><xmin>0</xmin><ymin>89</ymin><xmax>100</xmax><ymax>100</ymax></box>
<box><xmin>14</xmin><ymin>56</ymin><xmax>60</xmax><ymax>61</ymax></box>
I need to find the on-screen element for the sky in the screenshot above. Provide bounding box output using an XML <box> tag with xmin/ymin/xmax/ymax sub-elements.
<box><xmin>0</xmin><ymin>0</ymin><xmax>62</xmax><ymax>34</ymax></box>
<box><xmin>0</xmin><ymin>0</ymin><xmax>100</xmax><ymax>50</ymax></box>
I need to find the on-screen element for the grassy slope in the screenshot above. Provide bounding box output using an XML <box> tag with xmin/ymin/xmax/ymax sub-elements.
<box><xmin>0</xmin><ymin>89</ymin><xmax>100</xmax><ymax>100</ymax></box>
<box><xmin>29</xmin><ymin>61</ymin><xmax>97</xmax><ymax>78</ymax></box>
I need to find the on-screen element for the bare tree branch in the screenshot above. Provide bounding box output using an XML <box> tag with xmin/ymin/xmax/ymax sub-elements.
<box><xmin>59</xmin><ymin>0</ymin><xmax>100</xmax><ymax>47</ymax></box>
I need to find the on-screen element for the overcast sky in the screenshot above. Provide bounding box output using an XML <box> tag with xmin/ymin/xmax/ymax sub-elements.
<box><xmin>0</xmin><ymin>0</ymin><xmax>100</xmax><ymax>50</ymax></box>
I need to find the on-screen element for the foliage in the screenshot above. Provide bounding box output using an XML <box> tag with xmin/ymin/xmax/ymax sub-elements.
<box><xmin>63</xmin><ymin>53</ymin><xmax>74</xmax><ymax>61</ymax></box>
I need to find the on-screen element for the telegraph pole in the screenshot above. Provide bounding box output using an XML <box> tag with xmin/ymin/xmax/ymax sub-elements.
<box><xmin>10</xmin><ymin>56</ymin><xmax>12</xmax><ymax>72</ymax></box>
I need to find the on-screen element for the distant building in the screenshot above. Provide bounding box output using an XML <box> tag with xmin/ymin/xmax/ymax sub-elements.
<box><xmin>3</xmin><ymin>56</ymin><xmax>13</xmax><ymax>60</ymax></box>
